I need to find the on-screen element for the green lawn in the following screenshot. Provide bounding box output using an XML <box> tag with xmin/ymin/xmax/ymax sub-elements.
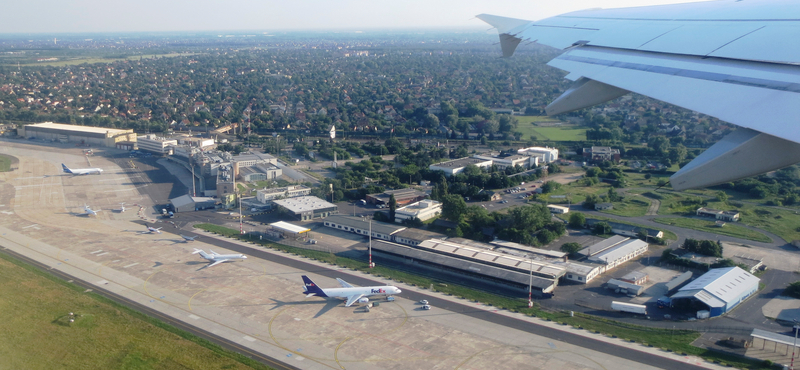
<box><xmin>513</xmin><ymin>117</ymin><xmax>588</xmax><ymax>141</ymax></box>
<box><xmin>0</xmin><ymin>154</ymin><xmax>13</xmax><ymax>172</ymax></box>
<box><xmin>653</xmin><ymin>217</ymin><xmax>772</xmax><ymax>243</ymax></box>
<box><xmin>0</xmin><ymin>252</ymin><xmax>268</xmax><ymax>370</ymax></box>
<box><xmin>600</xmin><ymin>196</ymin><xmax>651</xmax><ymax>217</ymax></box>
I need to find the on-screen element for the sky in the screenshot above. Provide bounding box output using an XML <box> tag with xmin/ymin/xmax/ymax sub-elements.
<box><xmin>0</xmin><ymin>0</ymin><xmax>708</xmax><ymax>34</ymax></box>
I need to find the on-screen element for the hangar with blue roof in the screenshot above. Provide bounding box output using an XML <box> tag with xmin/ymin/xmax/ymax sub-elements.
<box><xmin>670</xmin><ymin>267</ymin><xmax>759</xmax><ymax>317</ymax></box>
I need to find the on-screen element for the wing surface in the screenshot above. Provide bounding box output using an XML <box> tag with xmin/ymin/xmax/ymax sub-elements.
<box><xmin>344</xmin><ymin>294</ymin><xmax>366</xmax><ymax>307</ymax></box>
<box><xmin>207</xmin><ymin>259</ymin><xmax>229</xmax><ymax>268</ymax></box>
<box><xmin>336</xmin><ymin>278</ymin><xmax>354</xmax><ymax>288</ymax></box>
<box><xmin>479</xmin><ymin>0</ymin><xmax>800</xmax><ymax>189</ymax></box>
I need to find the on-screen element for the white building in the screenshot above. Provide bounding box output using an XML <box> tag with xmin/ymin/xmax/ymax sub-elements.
<box><xmin>556</xmin><ymin>261</ymin><xmax>603</xmax><ymax>284</ymax></box>
<box><xmin>257</xmin><ymin>185</ymin><xmax>312</xmax><ymax>203</ymax></box>
<box><xmin>517</xmin><ymin>147</ymin><xmax>559</xmax><ymax>163</ymax></box>
<box><xmin>272</xmin><ymin>196</ymin><xmax>338</xmax><ymax>221</ymax></box>
<box><xmin>394</xmin><ymin>200</ymin><xmax>442</xmax><ymax>223</ymax></box>
<box><xmin>473</xmin><ymin>154</ymin><xmax>536</xmax><ymax>169</ymax></box>
<box><xmin>429</xmin><ymin>157</ymin><xmax>493</xmax><ymax>176</ymax></box>
<box><xmin>137</xmin><ymin>134</ymin><xmax>178</xmax><ymax>154</ymax></box>
<box><xmin>547</xmin><ymin>205</ymin><xmax>570</xmax><ymax>214</ymax></box>
<box><xmin>586</xmin><ymin>238</ymin><xmax>649</xmax><ymax>272</ymax></box>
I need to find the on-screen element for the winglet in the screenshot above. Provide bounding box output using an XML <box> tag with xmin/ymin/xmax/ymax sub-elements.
<box><xmin>476</xmin><ymin>14</ymin><xmax>531</xmax><ymax>57</ymax></box>
<box><xmin>302</xmin><ymin>275</ymin><xmax>328</xmax><ymax>297</ymax></box>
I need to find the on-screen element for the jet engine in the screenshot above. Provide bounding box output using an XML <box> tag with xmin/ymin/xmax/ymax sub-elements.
<box><xmin>358</xmin><ymin>297</ymin><xmax>370</xmax><ymax>304</ymax></box>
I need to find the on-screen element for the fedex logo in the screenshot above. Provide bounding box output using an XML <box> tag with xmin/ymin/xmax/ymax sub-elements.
<box><xmin>371</xmin><ymin>288</ymin><xmax>385</xmax><ymax>294</ymax></box>
<box><xmin>306</xmin><ymin>283</ymin><xmax>315</xmax><ymax>287</ymax></box>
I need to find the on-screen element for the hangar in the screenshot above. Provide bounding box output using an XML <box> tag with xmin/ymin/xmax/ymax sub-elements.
<box><xmin>670</xmin><ymin>267</ymin><xmax>759</xmax><ymax>317</ymax></box>
<box><xmin>273</xmin><ymin>196</ymin><xmax>338</xmax><ymax>221</ymax></box>
<box><xmin>19</xmin><ymin>122</ymin><xmax>137</xmax><ymax>147</ymax></box>
<box><xmin>170</xmin><ymin>195</ymin><xmax>217</xmax><ymax>212</ymax></box>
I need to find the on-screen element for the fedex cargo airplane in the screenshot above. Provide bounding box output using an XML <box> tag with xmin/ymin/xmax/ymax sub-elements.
<box><xmin>302</xmin><ymin>275</ymin><xmax>401</xmax><ymax>307</ymax></box>
<box><xmin>62</xmin><ymin>163</ymin><xmax>103</xmax><ymax>175</ymax></box>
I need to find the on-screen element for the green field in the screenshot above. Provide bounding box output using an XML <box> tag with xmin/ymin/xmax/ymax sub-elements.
<box><xmin>653</xmin><ymin>217</ymin><xmax>772</xmax><ymax>243</ymax></box>
<box><xmin>7</xmin><ymin>53</ymin><xmax>196</xmax><ymax>67</ymax></box>
<box><xmin>513</xmin><ymin>116</ymin><xmax>588</xmax><ymax>141</ymax></box>
<box><xmin>0</xmin><ymin>252</ymin><xmax>268</xmax><ymax>370</ymax></box>
<box><xmin>600</xmin><ymin>196</ymin><xmax>651</xmax><ymax>217</ymax></box>
<box><xmin>0</xmin><ymin>154</ymin><xmax>14</xmax><ymax>172</ymax></box>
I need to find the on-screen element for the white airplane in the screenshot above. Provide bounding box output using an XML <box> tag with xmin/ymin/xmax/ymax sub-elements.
<box><xmin>192</xmin><ymin>248</ymin><xmax>247</xmax><ymax>268</ymax></box>
<box><xmin>62</xmin><ymin>163</ymin><xmax>103</xmax><ymax>175</ymax></box>
<box><xmin>302</xmin><ymin>275</ymin><xmax>402</xmax><ymax>307</ymax></box>
<box><xmin>180</xmin><ymin>234</ymin><xmax>199</xmax><ymax>242</ymax></box>
<box><xmin>117</xmin><ymin>203</ymin><xmax>126</xmax><ymax>213</ymax></box>
<box><xmin>479</xmin><ymin>0</ymin><xmax>800</xmax><ymax>190</ymax></box>
<box><xmin>83</xmin><ymin>205</ymin><xmax>100</xmax><ymax>216</ymax></box>
<box><xmin>144</xmin><ymin>225</ymin><xmax>162</xmax><ymax>234</ymax></box>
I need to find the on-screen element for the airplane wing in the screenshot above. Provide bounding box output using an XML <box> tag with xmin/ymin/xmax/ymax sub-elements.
<box><xmin>207</xmin><ymin>259</ymin><xmax>229</xmax><ymax>268</ymax></box>
<box><xmin>344</xmin><ymin>294</ymin><xmax>366</xmax><ymax>307</ymax></box>
<box><xmin>336</xmin><ymin>278</ymin><xmax>354</xmax><ymax>288</ymax></box>
<box><xmin>478</xmin><ymin>0</ymin><xmax>800</xmax><ymax>190</ymax></box>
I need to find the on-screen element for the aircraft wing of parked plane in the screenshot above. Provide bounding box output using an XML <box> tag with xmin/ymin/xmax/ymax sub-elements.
<box><xmin>83</xmin><ymin>205</ymin><xmax>100</xmax><ymax>216</ymax></box>
<box><xmin>180</xmin><ymin>234</ymin><xmax>199</xmax><ymax>242</ymax></box>
<box><xmin>192</xmin><ymin>248</ymin><xmax>247</xmax><ymax>268</ymax></box>
<box><xmin>302</xmin><ymin>275</ymin><xmax>401</xmax><ymax>307</ymax></box>
<box><xmin>62</xmin><ymin>163</ymin><xmax>103</xmax><ymax>175</ymax></box>
<box><xmin>146</xmin><ymin>226</ymin><xmax>162</xmax><ymax>234</ymax></box>
<box><xmin>478</xmin><ymin>0</ymin><xmax>800</xmax><ymax>190</ymax></box>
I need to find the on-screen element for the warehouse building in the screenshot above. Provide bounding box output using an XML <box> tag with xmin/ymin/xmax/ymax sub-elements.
<box><xmin>371</xmin><ymin>240</ymin><xmax>558</xmax><ymax>295</ymax></box>
<box><xmin>257</xmin><ymin>185</ymin><xmax>312</xmax><ymax>203</ymax></box>
<box><xmin>170</xmin><ymin>194</ymin><xmax>217</xmax><ymax>212</ymax></box>
<box><xmin>19</xmin><ymin>122</ymin><xmax>137</xmax><ymax>147</ymax></box>
<box><xmin>428</xmin><ymin>157</ymin><xmax>493</xmax><ymax>176</ymax></box>
<box><xmin>322</xmin><ymin>215</ymin><xmax>406</xmax><ymax>241</ymax></box>
<box><xmin>670</xmin><ymin>267</ymin><xmax>759</xmax><ymax>317</ymax></box>
<box><xmin>273</xmin><ymin>196</ymin><xmax>338</xmax><ymax>221</ymax></box>
<box><xmin>583</xmin><ymin>237</ymin><xmax>649</xmax><ymax>272</ymax></box>
<box><xmin>366</xmin><ymin>188</ymin><xmax>427</xmax><ymax>206</ymax></box>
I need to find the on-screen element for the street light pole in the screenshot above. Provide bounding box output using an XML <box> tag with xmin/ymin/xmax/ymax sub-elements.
<box><xmin>792</xmin><ymin>319</ymin><xmax>799</xmax><ymax>370</ymax></box>
<box><xmin>368</xmin><ymin>217</ymin><xmax>374</xmax><ymax>268</ymax></box>
<box><xmin>528</xmin><ymin>257</ymin><xmax>533</xmax><ymax>308</ymax></box>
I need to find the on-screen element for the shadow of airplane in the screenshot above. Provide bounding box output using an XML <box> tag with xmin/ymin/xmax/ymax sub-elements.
<box><xmin>269</xmin><ymin>297</ymin><xmax>345</xmax><ymax>318</ymax></box>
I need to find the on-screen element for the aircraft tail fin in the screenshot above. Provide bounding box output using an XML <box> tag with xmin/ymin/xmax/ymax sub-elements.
<box><xmin>192</xmin><ymin>248</ymin><xmax>211</xmax><ymax>259</ymax></box>
<box><xmin>62</xmin><ymin>164</ymin><xmax>73</xmax><ymax>173</ymax></box>
<box><xmin>302</xmin><ymin>275</ymin><xmax>328</xmax><ymax>297</ymax></box>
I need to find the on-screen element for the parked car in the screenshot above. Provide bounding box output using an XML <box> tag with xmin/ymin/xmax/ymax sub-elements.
<box><xmin>422</xmin><ymin>305</ymin><xmax>432</xmax><ymax>310</ymax></box>
<box><xmin>419</xmin><ymin>300</ymin><xmax>429</xmax><ymax>305</ymax></box>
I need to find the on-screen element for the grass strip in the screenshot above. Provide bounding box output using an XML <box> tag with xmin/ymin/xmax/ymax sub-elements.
<box><xmin>654</xmin><ymin>217</ymin><xmax>772</xmax><ymax>243</ymax></box>
<box><xmin>197</xmin><ymin>223</ymin><xmax>771</xmax><ymax>369</ymax></box>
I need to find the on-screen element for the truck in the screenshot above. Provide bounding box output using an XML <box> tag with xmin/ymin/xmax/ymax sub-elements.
<box><xmin>611</xmin><ymin>301</ymin><xmax>647</xmax><ymax>315</ymax></box>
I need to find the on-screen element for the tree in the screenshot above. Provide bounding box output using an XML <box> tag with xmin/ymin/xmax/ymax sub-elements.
<box><xmin>593</xmin><ymin>222</ymin><xmax>611</xmax><ymax>235</ymax></box>
<box><xmin>389</xmin><ymin>194</ymin><xmax>397</xmax><ymax>222</ymax></box>
<box><xmin>785</xmin><ymin>281</ymin><xmax>800</xmax><ymax>299</ymax></box>
<box><xmin>715</xmin><ymin>191</ymin><xmax>728</xmax><ymax>204</ymax></box>
<box><xmin>441</xmin><ymin>194</ymin><xmax>467</xmax><ymax>223</ymax></box>
<box><xmin>560</xmin><ymin>242</ymin><xmax>583</xmax><ymax>255</ymax></box>
<box><xmin>568</xmin><ymin>212</ymin><xmax>586</xmax><ymax>228</ymax></box>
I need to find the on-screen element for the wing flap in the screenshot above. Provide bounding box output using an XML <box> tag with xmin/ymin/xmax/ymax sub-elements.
<box><xmin>345</xmin><ymin>294</ymin><xmax>365</xmax><ymax>307</ymax></box>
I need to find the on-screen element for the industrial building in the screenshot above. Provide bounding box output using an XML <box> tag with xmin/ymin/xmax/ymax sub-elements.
<box><xmin>136</xmin><ymin>134</ymin><xmax>177</xmax><ymax>154</ymax></box>
<box><xmin>582</xmin><ymin>146</ymin><xmax>621</xmax><ymax>162</ymax></box>
<box><xmin>697</xmin><ymin>207</ymin><xmax>741</xmax><ymax>222</ymax></box>
<box><xmin>273</xmin><ymin>196</ymin><xmax>338</xmax><ymax>221</ymax></box>
<box><xmin>584</xmin><ymin>219</ymin><xmax>664</xmax><ymax>239</ymax></box>
<box><xmin>365</xmin><ymin>188</ymin><xmax>427</xmax><ymax>206</ymax></box>
<box><xmin>473</xmin><ymin>154</ymin><xmax>537</xmax><ymax>169</ymax></box>
<box><xmin>322</xmin><ymin>215</ymin><xmax>406</xmax><ymax>241</ymax></box>
<box><xmin>238</xmin><ymin>164</ymin><xmax>282</xmax><ymax>182</ymax></box>
<box><xmin>581</xmin><ymin>236</ymin><xmax>649</xmax><ymax>272</ymax></box>
<box><xmin>556</xmin><ymin>261</ymin><xmax>603</xmax><ymax>284</ymax></box>
<box><xmin>257</xmin><ymin>185</ymin><xmax>312</xmax><ymax>203</ymax></box>
<box><xmin>517</xmin><ymin>147</ymin><xmax>559</xmax><ymax>163</ymax></box>
<box><xmin>394</xmin><ymin>200</ymin><xmax>442</xmax><ymax>223</ymax></box>
<box><xmin>19</xmin><ymin>122</ymin><xmax>137</xmax><ymax>148</ymax></box>
<box><xmin>428</xmin><ymin>157</ymin><xmax>493</xmax><ymax>176</ymax></box>
<box><xmin>370</xmin><ymin>239</ymin><xmax>559</xmax><ymax>295</ymax></box>
<box><xmin>170</xmin><ymin>194</ymin><xmax>217</xmax><ymax>212</ymax></box>
<box><xmin>670</xmin><ymin>267</ymin><xmax>759</xmax><ymax>317</ymax></box>
<box><xmin>547</xmin><ymin>205</ymin><xmax>570</xmax><ymax>214</ymax></box>
<box><xmin>267</xmin><ymin>221</ymin><xmax>310</xmax><ymax>239</ymax></box>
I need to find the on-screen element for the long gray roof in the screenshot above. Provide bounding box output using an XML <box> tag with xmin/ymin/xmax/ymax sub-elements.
<box><xmin>372</xmin><ymin>240</ymin><xmax>556</xmax><ymax>290</ymax></box>
<box><xmin>323</xmin><ymin>215</ymin><xmax>406</xmax><ymax>235</ymax></box>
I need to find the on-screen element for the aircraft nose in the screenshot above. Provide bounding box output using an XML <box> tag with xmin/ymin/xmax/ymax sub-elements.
<box><xmin>396</xmin><ymin>289</ymin><xmax>402</xmax><ymax>294</ymax></box>
<box><xmin>242</xmin><ymin>256</ymin><xmax>248</xmax><ymax>259</ymax></box>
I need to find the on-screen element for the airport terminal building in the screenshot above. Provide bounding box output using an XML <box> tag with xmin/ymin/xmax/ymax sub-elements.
<box><xmin>19</xmin><ymin>122</ymin><xmax>137</xmax><ymax>148</ymax></box>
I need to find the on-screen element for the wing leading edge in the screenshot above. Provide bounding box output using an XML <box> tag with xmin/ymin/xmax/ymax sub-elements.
<box><xmin>479</xmin><ymin>0</ymin><xmax>800</xmax><ymax>189</ymax></box>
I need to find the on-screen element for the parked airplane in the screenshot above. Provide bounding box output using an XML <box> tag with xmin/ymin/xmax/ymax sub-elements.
<box><xmin>62</xmin><ymin>163</ymin><xmax>103</xmax><ymax>175</ymax></box>
<box><xmin>180</xmin><ymin>234</ymin><xmax>199</xmax><ymax>242</ymax></box>
<box><xmin>302</xmin><ymin>275</ymin><xmax>402</xmax><ymax>307</ymax></box>
<box><xmin>117</xmin><ymin>203</ymin><xmax>126</xmax><ymax>213</ymax></box>
<box><xmin>145</xmin><ymin>225</ymin><xmax>162</xmax><ymax>234</ymax></box>
<box><xmin>192</xmin><ymin>248</ymin><xmax>247</xmax><ymax>268</ymax></box>
<box><xmin>83</xmin><ymin>205</ymin><xmax>100</xmax><ymax>216</ymax></box>
<box><xmin>479</xmin><ymin>0</ymin><xmax>800</xmax><ymax>190</ymax></box>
